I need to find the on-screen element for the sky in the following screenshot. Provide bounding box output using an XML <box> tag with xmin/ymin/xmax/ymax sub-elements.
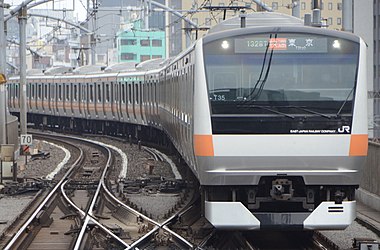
<box><xmin>5</xmin><ymin>0</ymin><xmax>87</xmax><ymax>21</ymax></box>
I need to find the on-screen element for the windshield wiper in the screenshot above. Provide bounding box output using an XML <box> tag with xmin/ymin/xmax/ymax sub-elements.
<box><xmin>244</xmin><ymin>34</ymin><xmax>276</xmax><ymax>102</ymax></box>
<box><xmin>336</xmin><ymin>86</ymin><xmax>355</xmax><ymax>117</ymax></box>
<box><xmin>237</xmin><ymin>104</ymin><xmax>295</xmax><ymax>119</ymax></box>
<box><xmin>280</xmin><ymin>105</ymin><xmax>332</xmax><ymax>119</ymax></box>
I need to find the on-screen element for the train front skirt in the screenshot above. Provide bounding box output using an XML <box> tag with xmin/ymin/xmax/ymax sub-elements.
<box><xmin>205</xmin><ymin>201</ymin><xmax>356</xmax><ymax>230</ymax></box>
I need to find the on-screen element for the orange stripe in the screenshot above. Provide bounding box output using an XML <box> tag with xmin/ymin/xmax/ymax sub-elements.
<box><xmin>194</xmin><ymin>135</ymin><xmax>214</xmax><ymax>157</ymax></box>
<box><xmin>349</xmin><ymin>134</ymin><xmax>368</xmax><ymax>156</ymax></box>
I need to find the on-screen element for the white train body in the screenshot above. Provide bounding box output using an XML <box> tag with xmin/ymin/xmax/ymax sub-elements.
<box><xmin>7</xmin><ymin>13</ymin><xmax>367</xmax><ymax>230</ymax></box>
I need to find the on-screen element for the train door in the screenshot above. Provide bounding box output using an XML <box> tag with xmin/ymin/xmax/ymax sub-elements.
<box><xmin>104</xmin><ymin>79</ymin><xmax>112</xmax><ymax>120</ymax></box>
<box><xmin>51</xmin><ymin>77</ymin><xmax>57</xmax><ymax>116</ymax></box>
<box><xmin>42</xmin><ymin>80</ymin><xmax>48</xmax><ymax>114</ymax></box>
<box><xmin>57</xmin><ymin>79</ymin><xmax>64</xmax><ymax>116</ymax></box>
<box><xmin>79</xmin><ymin>82</ymin><xmax>85</xmax><ymax>118</ymax></box>
<box><xmin>30</xmin><ymin>80</ymin><xmax>37</xmax><ymax>113</ymax></box>
<box><xmin>88</xmin><ymin>78</ymin><xmax>96</xmax><ymax>119</ymax></box>
<box><xmin>140</xmin><ymin>77</ymin><xmax>145</xmax><ymax>124</ymax></box>
<box><xmin>113</xmin><ymin>79</ymin><xmax>120</xmax><ymax>121</ymax></box>
<box><xmin>129</xmin><ymin>80</ymin><xmax>136</xmax><ymax>122</ymax></box>
<box><xmin>118</xmin><ymin>77</ymin><xmax>124</xmax><ymax>122</ymax></box>
<box><xmin>46</xmin><ymin>81</ymin><xmax>52</xmax><ymax>115</ymax></box>
<box><xmin>95</xmin><ymin>78</ymin><xmax>104</xmax><ymax>119</ymax></box>
<box><xmin>73</xmin><ymin>81</ymin><xmax>80</xmax><ymax>117</ymax></box>
<box><xmin>119</xmin><ymin>76</ymin><xmax>127</xmax><ymax>122</ymax></box>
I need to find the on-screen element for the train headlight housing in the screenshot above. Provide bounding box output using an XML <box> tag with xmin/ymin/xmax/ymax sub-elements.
<box><xmin>221</xmin><ymin>40</ymin><xmax>230</xmax><ymax>49</ymax></box>
<box><xmin>332</xmin><ymin>40</ymin><xmax>341</xmax><ymax>49</ymax></box>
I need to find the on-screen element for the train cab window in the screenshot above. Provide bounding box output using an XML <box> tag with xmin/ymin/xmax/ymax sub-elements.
<box><xmin>105</xmin><ymin>83</ymin><xmax>110</xmax><ymax>102</ymax></box>
<box><xmin>97</xmin><ymin>84</ymin><xmax>102</xmax><ymax>102</ymax></box>
<box><xmin>203</xmin><ymin>32</ymin><xmax>360</xmax><ymax>134</ymax></box>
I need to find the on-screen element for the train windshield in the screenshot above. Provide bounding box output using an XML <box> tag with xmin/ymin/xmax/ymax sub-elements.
<box><xmin>203</xmin><ymin>32</ymin><xmax>360</xmax><ymax>134</ymax></box>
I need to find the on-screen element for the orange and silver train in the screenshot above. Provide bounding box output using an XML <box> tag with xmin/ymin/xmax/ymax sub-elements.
<box><xmin>8</xmin><ymin>13</ymin><xmax>368</xmax><ymax>230</ymax></box>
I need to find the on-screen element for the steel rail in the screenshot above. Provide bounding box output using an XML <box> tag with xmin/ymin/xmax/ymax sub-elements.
<box><xmin>3</xmin><ymin>137</ymin><xmax>83</xmax><ymax>250</ymax></box>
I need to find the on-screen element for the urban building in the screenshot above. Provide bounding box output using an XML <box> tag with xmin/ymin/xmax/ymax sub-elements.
<box><xmin>117</xmin><ymin>20</ymin><xmax>165</xmax><ymax>63</ymax></box>
<box><xmin>179</xmin><ymin>0</ymin><xmax>344</xmax><ymax>51</ymax></box>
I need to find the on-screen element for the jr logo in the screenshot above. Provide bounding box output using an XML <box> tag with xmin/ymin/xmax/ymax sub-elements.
<box><xmin>338</xmin><ymin>125</ymin><xmax>350</xmax><ymax>133</ymax></box>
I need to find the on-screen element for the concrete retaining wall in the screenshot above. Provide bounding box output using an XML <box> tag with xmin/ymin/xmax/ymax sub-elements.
<box><xmin>357</xmin><ymin>142</ymin><xmax>380</xmax><ymax>211</ymax></box>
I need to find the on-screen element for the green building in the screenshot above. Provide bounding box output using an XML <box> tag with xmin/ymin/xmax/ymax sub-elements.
<box><xmin>117</xmin><ymin>20</ymin><xmax>166</xmax><ymax>63</ymax></box>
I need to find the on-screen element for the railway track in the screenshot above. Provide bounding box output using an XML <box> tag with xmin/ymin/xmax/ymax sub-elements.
<box><xmin>4</xmin><ymin>132</ymin><xmax>373</xmax><ymax>249</ymax></box>
<box><xmin>2</xmin><ymin>133</ymin><xmax>200</xmax><ymax>249</ymax></box>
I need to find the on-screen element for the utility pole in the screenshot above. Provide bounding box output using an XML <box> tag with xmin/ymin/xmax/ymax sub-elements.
<box><xmin>91</xmin><ymin>0</ymin><xmax>97</xmax><ymax>65</ymax></box>
<box><xmin>143</xmin><ymin>0</ymin><xmax>150</xmax><ymax>30</ymax></box>
<box><xmin>19</xmin><ymin>7</ymin><xmax>27</xmax><ymax>136</ymax></box>
<box><xmin>0</xmin><ymin>0</ymin><xmax>7</xmax><ymax>145</ymax></box>
<box><xmin>292</xmin><ymin>0</ymin><xmax>300</xmax><ymax>18</ymax></box>
<box><xmin>342</xmin><ymin>0</ymin><xmax>353</xmax><ymax>32</ymax></box>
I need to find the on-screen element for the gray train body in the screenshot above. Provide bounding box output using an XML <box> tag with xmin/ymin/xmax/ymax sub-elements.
<box><xmin>7</xmin><ymin>13</ymin><xmax>367</xmax><ymax>230</ymax></box>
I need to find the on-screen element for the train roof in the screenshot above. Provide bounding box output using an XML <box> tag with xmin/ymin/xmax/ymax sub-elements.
<box><xmin>208</xmin><ymin>12</ymin><xmax>304</xmax><ymax>34</ymax></box>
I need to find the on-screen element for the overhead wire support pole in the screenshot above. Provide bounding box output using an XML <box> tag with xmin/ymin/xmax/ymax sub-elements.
<box><xmin>0</xmin><ymin>0</ymin><xmax>7</xmax><ymax>145</ymax></box>
<box><xmin>19</xmin><ymin>6</ymin><xmax>27</xmax><ymax>137</ymax></box>
<box><xmin>91</xmin><ymin>0</ymin><xmax>97</xmax><ymax>65</ymax></box>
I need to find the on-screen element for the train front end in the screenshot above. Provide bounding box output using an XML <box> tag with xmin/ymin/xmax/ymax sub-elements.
<box><xmin>193</xmin><ymin>27</ymin><xmax>367</xmax><ymax>230</ymax></box>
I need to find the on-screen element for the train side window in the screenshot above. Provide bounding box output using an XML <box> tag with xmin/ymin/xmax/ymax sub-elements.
<box><xmin>66</xmin><ymin>85</ymin><xmax>70</xmax><ymax>101</ymax></box>
<box><xmin>38</xmin><ymin>84</ymin><xmax>42</xmax><ymax>99</ymax></box>
<box><xmin>122</xmin><ymin>84</ymin><xmax>126</xmax><ymax>103</ymax></box>
<box><xmin>81</xmin><ymin>85</ymin><xmax>86</xmax><ymax>101</ymax></box>
<box><xmin>105</xmin><ymin>83</ymin><xmax>110</xmax><ymax>102</ymax></box>
<box><xmin>90</xmin><ymin>85</ymin><xmax>94</xmax><ymax>102</ymax></box>
<box><xmin>31</xmin><ymin>84</ymin><xmax>36</xmax><ymax>99</ymax></box>
<box><xmin>15</xmin><ymin>84</ymin><xmax>19</xmax><ymax>98</ymax></box>
<box><xmin>73</xmin><ymin>85</ymin><xmax>78</xmax><ymax>101</ymax></box>
<box><xmin>128</xmin><ymin>83</ymin><xmax>132</xmax><ymax>104</ymax></box>
<box><xmin>97</xmin><ymin>84</ymin><xmax>102</xmax><ymax>102</ymax></box>
<box><xmin>51</xmin><ymin>84</ymin><xmax>55</xmax><ymax>100</ymax></box>
<box><xmin>58</xmin><ymin>85</ymin><xmax>62</xmax><ymax>101</ymax></box>
<box><xmin>135</xmin><ymin>83</ymin><xmax>139</xmax><ymax>104</ymax></box>
<box><xmin>44</xmin><ymin>84</ymin><xmax>48</xmax><ymax>100</ymax></box>
<box><xmin>114</xmin><ymin>82</ymin><xmax>118</xmax><ymax>103</ymax></box>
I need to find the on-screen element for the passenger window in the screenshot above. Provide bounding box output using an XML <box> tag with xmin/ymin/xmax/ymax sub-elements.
<box><xmin>122</xmin><ymin>84</ymin><xmax>126</xmax><ymax>103</ymax></box>
<box><xmin>44</xmin><ymin>85</ymin><xmax>48</xmax><ymax>99</ymax></box>
<box><xmin>105</xmin><ymin>83</ymin><xmax>110</xmax><ymax>102</ymax></box>
<box><xmin>51</xmin><ymin>85</ymin><xmax>55</xmax><ymax>100</ymax></box>
<box><xmin>136</xmin><ymin>83</ymin><xmax>139</xmax><ymax>104</ymax></box>
<box><xmin>128</xmin><ymin>83</ymin><xmax>132</xmax><ymax>104</ymax></box>
<box><xmin>38</xmin><ymin>85</ymin><xmax>42</xmax><ymax>99</ymax></box>
<box><xmin>90</xmin><ymin>85</ymin><xmax>94</xmax><ymax>102</ymax></box>
<box><xmin>66</xmin><ymin>85</ymin><xmax>70</xmax><ymax>101</ymax></box>
<box><xmin>97</xmin><ymin>84</ymin><xmax>102</xmax><ymax>102</ymax></box>
<box><xmin>58</xmin><ymin>85</ymin><xmax>62</xmax><ymax>101</ymax></box>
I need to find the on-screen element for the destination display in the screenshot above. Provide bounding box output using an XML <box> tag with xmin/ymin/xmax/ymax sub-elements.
<box><xmin>234</xmin><ymin>37</ymin><xmax>329</xmax><ymax>53</ymax></box>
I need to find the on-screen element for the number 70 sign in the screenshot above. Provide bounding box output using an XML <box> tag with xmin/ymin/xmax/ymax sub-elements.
<box><xmin>21</xmin><ymin>134</ymin><xmax>33</xmax><ymax>146</ymax></box>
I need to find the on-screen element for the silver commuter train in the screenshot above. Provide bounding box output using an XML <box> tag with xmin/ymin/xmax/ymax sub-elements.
<box><xmin>7</xmin><ymin>12</ymin><xmax>368</xmax><ymax>230</ymax></box>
